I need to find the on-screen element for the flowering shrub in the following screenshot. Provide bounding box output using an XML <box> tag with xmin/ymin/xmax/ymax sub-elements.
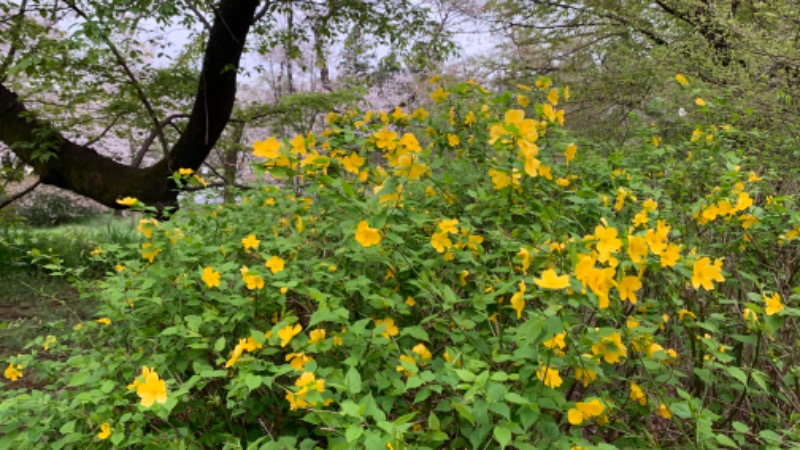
<box><xmin>2</xmin><ymin>78</ymin><xmax>800</xmax><ymax>448</ymax></box>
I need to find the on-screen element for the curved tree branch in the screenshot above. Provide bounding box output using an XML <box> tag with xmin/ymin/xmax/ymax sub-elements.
<box><xmin>0</xmin><ymin>0</ymin><xmax>260</xmax><ymax>211</ymax></box>
<box><xmin>0</xmin><ymin>179</ymin><xmax>40</xmax><ymax>210</ymax></box>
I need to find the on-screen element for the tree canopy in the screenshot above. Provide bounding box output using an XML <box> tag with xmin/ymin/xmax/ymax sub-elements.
<box><xmin>0</xmin><ymin>0</ymin><xmax>449</xmax><ymax>210</ymax></box>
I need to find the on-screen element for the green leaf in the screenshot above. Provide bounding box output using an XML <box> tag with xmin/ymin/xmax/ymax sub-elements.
<box><xmin>345</xmin><ymin>367</ymin><xmax>363</xmax><ymax>395</ymax></box>
<box><xmin>493</xmin><ymin>426</ymin><xmax>512</xmax><ymax>448</ymax></box>
<box><xmin>715</xmin><ymin>434</ymin><xmax>738</xmax><ymax>448</ymax></box>
<box><xmin>345</xmin><ymin>425</ymin><xmax>364</xmax><ymax>442</ymax></box>
<box><xmin>726</xmin><ymin>366</ymin><xmax>748</xmax><ymax>386</ymax></box>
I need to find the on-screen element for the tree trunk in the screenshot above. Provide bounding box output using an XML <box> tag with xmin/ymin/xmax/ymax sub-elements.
<box><xmin>0</xmin><ymin>0</ymin><xmax>259</xmax><ymax>211</ymax></box>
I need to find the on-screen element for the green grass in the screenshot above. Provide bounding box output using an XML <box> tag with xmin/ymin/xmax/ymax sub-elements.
<box><xmin>0</xmin><ymin>212</ymin><xmax>137</xmax><ymax>356</ymax></box>
<box><xmin>0</xmin><ymin>272</ymin><xmax>91</xmax><ymax>357</ymax></box>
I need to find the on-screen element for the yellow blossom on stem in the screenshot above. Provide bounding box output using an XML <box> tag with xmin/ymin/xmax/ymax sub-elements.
<box><xmin>567</xmin><ymin>399</ymin><xmax>605</xmax><ymax>425</ymax></box>
<box><xmin>617</xmin><ymin>275</ymin><xmax>642</xmax><ymax>304</ymax></box>
<box><xmin>278</xmin><ymin>324</ymin><xmax>302</xmax><ymax>347</ymax></box>
<box><xmin>201</xmin><ymin>266</ymin><xmax>221</xmax><ymax>288</ymax></box>
<box><xmin>132</xmin><ymin>366</ymin><xmax>168</xmax><ymax>407</ymax></box>
<box><xmin>534</xmin><ymin>269</ymin><xmax>570</xmax><ymax>289</ymax></box>
<box><xmin>308</xmin><ymin>329</ymin><xmax>326</xmax><ymax>344</ymax></box>
<box><xmin>574</xmin><ymin>367</ymin><xmax>598</xmax><ymax>387</ymax></box>
<box><xmin>265</xmin><ymin>255</ymin><xmax>286</xmax><ymax>274</ymax></box>
<box><xmin>691</xmin><ymin>257</ymin><xmax>725</xmax><ymax>291</ymax></box>
<box><xmin>536</xmin><ymin>365</ymin><xmax>563</xmax><ymax>388</ymax></box>
<box><xmin>675</xmin><ymin>73</ymin><xmax>689</xmax><ymax>86</ymax></box>
<box><xmin>412</xmin><ymin>343</ymin><xmax>432</xmax><ymax>361</ymax></box>
<box><xmin>375</xmin><ymin>318</ymin><xmax>399</xmax><ymax>339</ymax></box>
<box><xmin>4</xmin><ymin>363</ymin><xmax>22</xmax><ymax>381</ymax></box>
<box><xmin>430</xmin><ymin>231</ymin><xmax>452</xmax><ymax>253</ymax></box>
<box><xmin>241</xmin><ymin>234</ymin><xmax>260</xmax><ymax>252</ymax></box>
<box><xmin>764</xmin><ymin>293</ymin><xmax>784</xmax><ymax>316</ymax></box>
<box><xmin>510</xmin><ymin>281</ymin><xmax>527</xmax><ymax>319</ymax></box>
<box><xmin>658</xmin><ymin>403</ymin><xmax>672</xmax><ymax>419</ymax></box>
<box><xmin>564</xmin><ymin>143</ymin><xmax>577</xmax><ymax>163</ymax></box>
<box><xmin>116</xmin><ymin>197</ymin><xmax>138</xmax><ymax>206</ymax></box>
<box><xmin>355</xmin><ymin>220</ymin><xmax>381</xmax><ymax>247</ymax></box>
<box><xmin>630</xmin><ymin>382</ymin><xmax>647</xmax><ymax>406</ymax></box>
<box><xmin>97</xmin><ymin>422</ymin><xmax>112</xmax><ymax>440</ymax></box>
<box><xmin>592</xmin><ymin>332</ymin><xmax>627</xmax><ymax>364</ymax></box>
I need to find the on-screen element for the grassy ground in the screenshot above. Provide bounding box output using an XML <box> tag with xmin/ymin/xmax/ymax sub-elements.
<box><xmin>0</xmin><ymin>212</ymin><xmax>137</xmax><ymax>357</ymax></box>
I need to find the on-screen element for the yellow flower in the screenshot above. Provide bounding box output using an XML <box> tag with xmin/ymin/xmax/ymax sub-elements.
<box><xmin>564</xmin><ymin>143</ymin><xmax>577</xmax><ymax>164</ymax></box>
<box><xmin>308</xmin><ymin>329</ymin><xmax>326</xmax><ymax>344</ymax></box>
<box><xmin>342</xmin><ymin>152</ymin><xmax>366</xmax><ymax>174</ymax></box>
<box><xmin>241</xmin><ymin>234</ymin><xmax>260</xmax><ymax>252</ymax></box>
<box><xmin>201</xmin><ymin>266</ymin><xmax>221</xmax><ymax>288</ymax></box>
<box><xmin>430</xmin><ymin>231</ymin><xmax>452</xmax><ymax>253</ymax></box>
<box><xmin>447</xmin><ymin>134</ymin><xmax>460</xmax><ymax>147</ymax></box>
<box><xmin>617</xmin><ymin>276</ymin><xmax>642</xmax><ymax>304</ymax></box>
<box><xmin>438</xmin><ymin>218</ymin><xmax>459</xmax><ymax>234</ymax></box>
<box><xmin>678</xmin><ymin>309</ymin><xmax>696</xmax><ymax>321</ymax></box>
<box><xmin>95</xmin><ymin>317</ymin><xmax>111</xmax><ymax>325</ymax></box>
<box><xmin>547</xmin><ymin>88</ymin><xmax>559</xmax><ymax>105</ymax></box>
<box><xmin>658</xmin><ymin>403</ymin><xmax>672</xmax><ymax>419</ymax></box>
<box><xmin>536</xmin><ymin>365</ymin><xmax>563</xmax><ymax>388</ymax></box>
<box><xmin>405</xmin><ymin>297</ymin><xmax>416</xmax><ymax>307</ymax></box>
<box><xmin>286</xmin><ymin>353</ymin><xmax>313</xmax><ymax>371</ymax></box>
<box><xmin>116</xmin><ymin>197</ymin><xmax>138</xmax><ymax>206</ymax></box>
<box><xmin>4</xmin><ymin>363</ymin><xmax>22</xmax><ymax>381</ymax></box>
<box><xmin>592</xmin><ymin>331</ymin><xmax>627</xmax><ymax>364</ymax></box>
<box><xmin>533</xmin><ymin>268</ymin><xmax>570</xmax><ymax>290</ymax></box>
<box><xmin>574</xmin><ymin>367</ymin><xmax>597</xmax><ymax>387</ymax></box>
<box><xmin>278</xmin><ymin>324</ymin><xmax>302</xmax><ymax>347</ymax></box>
<box><xmin>695</xmin><ymin>97</ymin><xmax>707</xmax><ymax>107</ymax></box>
<box><xmin>630</xmin><ymin>382</ymin><xmax>647</xmax><ymax>406</ymax></box>
<box><xmin>764</xmin><ymin>293</ymin><xmax>784</xmax><ymax>316</ymax></box>
<box><xmin>412</xmin><ymin>343</ymin><xmax>433</xmax><ymax>361</ymax></box>
<box><xmin>243</xmin><ymin>272</ymin><xmax>264</xmax><ymax>290</ymax></box>
<box><xmin>97</xmin><ymin>422</ymin><xmax>112</xmax><ymax>440</ymax></box>
<box><xmin>133</xmin><ymin>367</ymin><xmax>168</xmax><ymax>407</ymax></box>
<box><xmin>739</xmin><ymin>214</ymin><xmax>759</xmax><ymax>230</ymax></box>
<box><xmin>691</xmin><ymin>257</ymin><xmax>725</xmax><ymax>291</ymax></box>
<box><xmin>516</xmin><ymin>248</ymin><xmax>531</xmax><ymax>274</ymax></box>
<box><xmin>627</xmin><ymin>235</ymin><xmax>648</xmax><ymax>264</ymax></box>
<box><xmin>748</xmin><ymin>172</ymin><xmax>762</xmax><ymax>182</ymax></box>
<box><xmin>265</xmin><ymin>255</ymin><xmax>286</xmax><ymax>274</ymax></box>
<box><xmin>431</xmin><ymin>87</ymin><xmax>448</xmax><ymax>103</ymax></box>
<box><xmin>253</xmin><ymin>137</ymin><xmax>283</xmax><ymax>158</ymax></box>
<box><xmin>510</xmin><ymin>281</ymin><xmax>526</xmax><ymax>319</ymax></box>
<box><xmin>375</xmin><ymin>318</ymin><xmax>399</xmax><ymax>339</ymax></box>
<box><xmin>660</xmin><ymin>244</ymin><xmax>681</xmax><ymax>267</ymax></box>
<box><xmin>543</xmin><ymin>333</ymin><xmax>566</xmax><ymax>354</ymax></box>
<box><xmin>567</xmin><ymin>399</ymin><xmax>605</xmax><ymax>425</ymax></box>
<box><xmin>396</xmin><ymin>354</ymin><xmax>417</xmax><ymax>377</ymax></box>
<box><xmin>675</xmin><ymin>73</ymin><xmax>689</xmax><ymax>86</ymax></box>
<box><xmin>743</xmin><ymin>308</ymin><xmax>758</xmax><ymax>323</ymax></box>
<box><xmin>355</xmin><ymin>220</ymin><xmax>381</xmax><ymax>247</ymax></box>
<box><xmin>517</xmin><ymin>94</ymin><xmax>530</xmax><ymax>107</ymax></box>
<box><xmin>178</xmin><ymin>168</ymin><xmax>194</xmax><ymax>176</ymax></box>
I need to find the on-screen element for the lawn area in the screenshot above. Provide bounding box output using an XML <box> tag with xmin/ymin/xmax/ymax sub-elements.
<box><xmin>0</xmin><ymin>212</ymin><xmax>136</xmax><ymax>356</ymax></box>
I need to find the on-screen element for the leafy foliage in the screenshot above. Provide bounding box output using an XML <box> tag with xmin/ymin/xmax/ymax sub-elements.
<box><xmin>2</xmin><ymin>79</ymin><xmax>800</xmax><ymax>449</ymax></box>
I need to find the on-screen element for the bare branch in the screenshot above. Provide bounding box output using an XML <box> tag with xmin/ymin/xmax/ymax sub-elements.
<box><xmin>132</xmin><ymin>114</ymin><xmax>191</xmax><ymax>168</ymax></box>
<box><xmin>0</xmin><ymin>179</ymin><xmax>40</xmax><ymax>210</ymax></box>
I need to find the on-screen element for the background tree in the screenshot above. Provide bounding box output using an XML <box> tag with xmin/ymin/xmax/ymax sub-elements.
<box><xmin>0</xmin><ymin>0</ymin><xmax>449</xmax><ymax>211</ymax></box>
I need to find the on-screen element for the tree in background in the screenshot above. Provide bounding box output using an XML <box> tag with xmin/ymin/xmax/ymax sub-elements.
<box><xmin>0</xmin><ymin>0</ymin><xmax>449</xmax><ymax>211</ymax></box>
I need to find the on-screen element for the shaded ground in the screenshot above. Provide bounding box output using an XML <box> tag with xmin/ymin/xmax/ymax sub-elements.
<box><xmin>0</xmin><ymin>272</ymin><xmax>94</xmax><ymax>357</ymax></box>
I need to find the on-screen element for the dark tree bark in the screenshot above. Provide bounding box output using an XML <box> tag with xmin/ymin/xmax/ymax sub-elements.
<box><xmin>0</xmin><ymin>0</ymin><xmax>260</xmax><ymax>211</ymax></box>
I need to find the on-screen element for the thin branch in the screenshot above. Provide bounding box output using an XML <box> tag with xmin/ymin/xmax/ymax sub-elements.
<box><xmin>0</xmin><ymin>179</ymin><xmax>40</xmax><ymax>210</ymax></box>
<box><xmin>132</xmin><ymin>113</ymin><xmax>190</xmax><ymax>168</ymax></box>
<box><xmin>83</xmin><ymin>114</ymin><xmax>124</xmax><ymax>147</ymax></box>
<box><xmin>253</xmin><ymin>0</ymin><xmax>273</xmax><ymax>23</ymax></box>
<box><xmin>180</xmin><ymin>0</ymin><xmax>213</xmax><ymax>31</ymax></box>
<box><xmin>0</xmin><ymin>0</ymin><xmax>29</xmax><ymax>83</ymax></box>
<box><xmin>64</xmin><ymin>0</ymin><xmax>170</xmax><ymax>155</ymax></box>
